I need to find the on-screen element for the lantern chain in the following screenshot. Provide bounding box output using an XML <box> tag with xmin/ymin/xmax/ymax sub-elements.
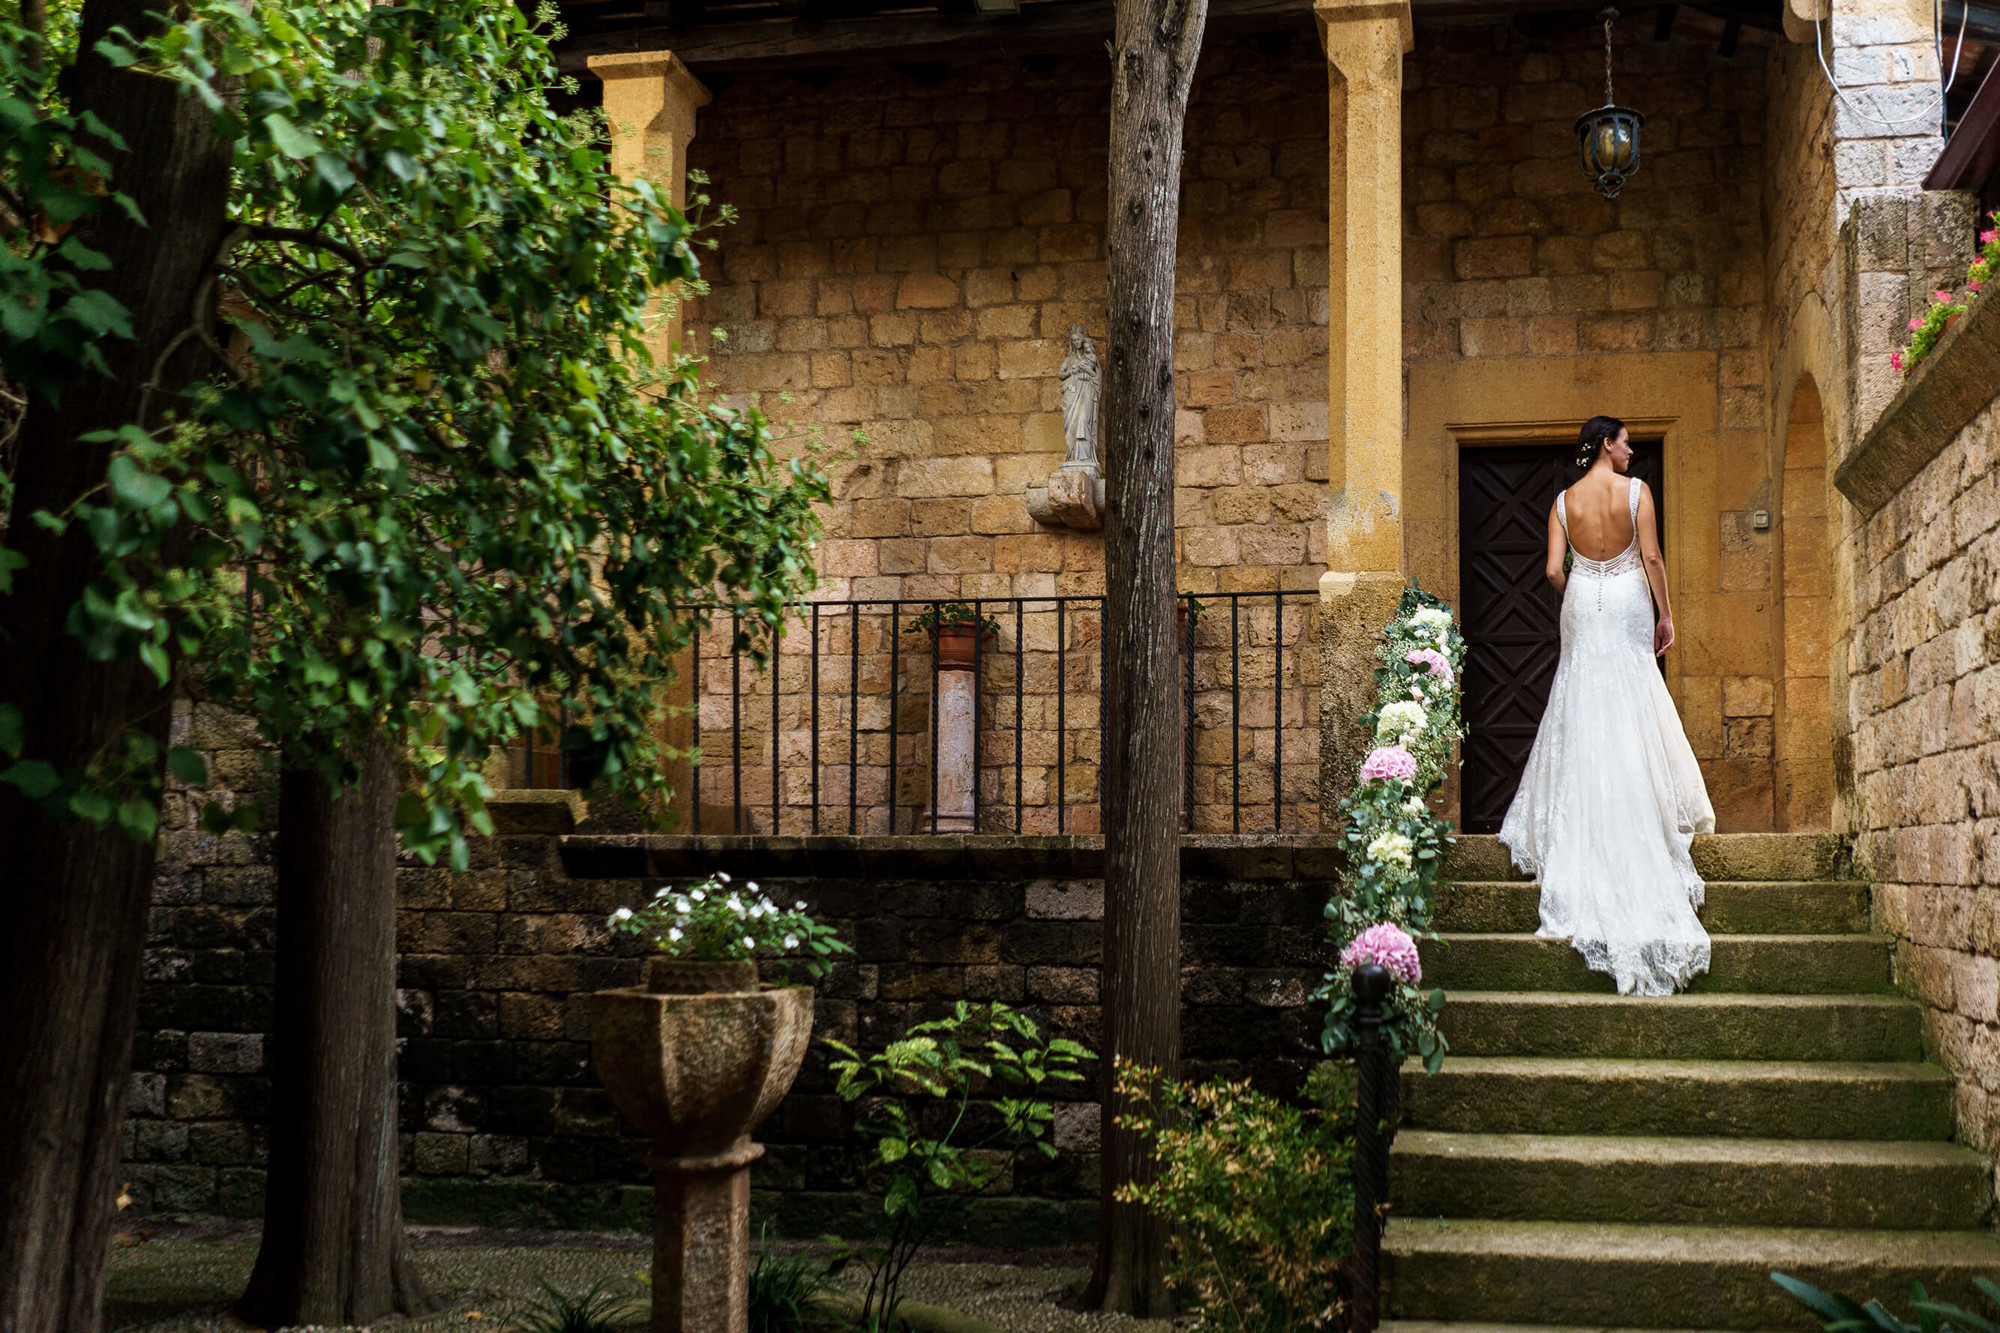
<box><xmin>1600</xmin><ymin>7</ymin><xmax>1617</xmax><ymax>108</ymax></box>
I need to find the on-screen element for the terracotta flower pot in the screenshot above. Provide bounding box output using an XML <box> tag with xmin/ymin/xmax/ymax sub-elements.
<box><xmin>1944</xmin><ymin>311</ymin><xmax>1963</xmax><ymax>336</ymax></box>
<box><xmin>934</xmin><ymin>622</ymin><xmax>980</xmax><ymax>672</ymax></box>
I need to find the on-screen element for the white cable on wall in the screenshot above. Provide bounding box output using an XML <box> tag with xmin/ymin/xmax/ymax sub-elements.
<box><xmin>1810</xmin><ymin>0</ymin><xmax>1967</xmax><ymax>131</ymax></box>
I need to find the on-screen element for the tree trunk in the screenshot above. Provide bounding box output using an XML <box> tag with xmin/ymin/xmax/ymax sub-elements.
<box><xmin>1087</xmin><ymin>0</ymin><xmax>1207</xmax><ymax>1313</ymax></box>
<box><xmin>238</xmin><ymin>735</ymin><xmax>437</xmax><ymax>1326</ymax></box>
<box><xmin>0</xmin><ymin>3</ymin><xmax>234</xmax><ymax>1329</ymax></box>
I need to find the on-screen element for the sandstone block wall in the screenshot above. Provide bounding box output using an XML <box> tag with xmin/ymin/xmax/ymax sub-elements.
<box><xmin>122</xmin><ymin>834</ymin><xmax>1336</xmax><ymax>1241</ymax></box>
<box><xmin>1852</xmin><ymin>383</ymin><xmax>2000</xmax><ymax>1161</ymax></box>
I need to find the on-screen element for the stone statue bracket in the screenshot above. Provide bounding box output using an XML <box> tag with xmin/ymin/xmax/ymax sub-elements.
<box><xmin>1027</xmin><ymin>325</ymin><xmax>1106</xmax><ymax>531</ymax></box>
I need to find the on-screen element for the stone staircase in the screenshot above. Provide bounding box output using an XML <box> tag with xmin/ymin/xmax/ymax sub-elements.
<box><xmin>1384</xmin><ymin>832</ymin><xmax>1999</xmax><ymax>1332</ymax></box>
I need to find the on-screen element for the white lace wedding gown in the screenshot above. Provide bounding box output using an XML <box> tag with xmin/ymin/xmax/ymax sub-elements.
<box><xmin>1497</xmin><ymin>476</ymin><xmax>1716</xmax><ymax>996</ymax></box>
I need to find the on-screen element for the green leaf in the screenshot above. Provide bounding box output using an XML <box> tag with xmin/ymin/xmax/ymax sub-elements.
<box><xmin>0</xmin><ymin>704</ymin><xmax>22</xmax><ymax>758</ymax></box>
<box><xmin>0</xmin><ymin>759</ymin><xmax>60</xmax><ymax>799</ymax></box>
<box><xmin>263</xmin><ymin>111</ymin><xmax>323</xmax><ymax>159</ymax></box>
<box><xmin>138</xmin><ymin>640</ymin><xmax>170</xmax><ymax>685</ymax></box>
<box><xmin>167</xmin><ymin>746</ymin><xmax>209</xmax><ymax>786</ymax></box>
<box><xmin>108</xmin><ymin>455</ymin><xmax>171</xmax><ymax>510</ymax></box>
<box><xmin>394</xmin><ymin>791</ymin><xmax>428</xmax><ymax>829</ymax></box>
<box><xmin>116</xmin><ymin>797</ymin><xmax>159</xmax><ymax>844</ymax></box>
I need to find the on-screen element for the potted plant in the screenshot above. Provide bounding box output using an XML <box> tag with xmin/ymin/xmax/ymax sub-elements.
<box><xmin>591</xmin><ymin>875</ymin><xmax>850</xmax><ymax>1331</ymax></box>
<box><xmin>905</xmin><ymin>601</ymin><xmax>1003</xmax><ymax>672</ymax></box>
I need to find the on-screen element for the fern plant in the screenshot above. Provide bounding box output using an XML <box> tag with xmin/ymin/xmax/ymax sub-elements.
<box><xmin>1773</xmin><ymin>1273</ymin><xmax>2000</xmax><ymax>1332</ymax></box>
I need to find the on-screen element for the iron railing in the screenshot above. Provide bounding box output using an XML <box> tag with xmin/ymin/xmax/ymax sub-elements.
<box><xmin>656</xmin><ymin>592</ymin><xmax>1321</xmax><ymax>836</ymax></box>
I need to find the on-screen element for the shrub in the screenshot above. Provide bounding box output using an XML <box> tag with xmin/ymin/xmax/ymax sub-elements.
<box><xmin>1113</xmin><ymin>1061</ymin><xmax>1355</xmax><ymax>1333</ymax></box>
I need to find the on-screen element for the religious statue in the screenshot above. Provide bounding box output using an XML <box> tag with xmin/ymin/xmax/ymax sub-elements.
<box><xmin>1058</xmin><ymin>325</ymin><xmax>1100</xmax><ymax>473</ymax></box>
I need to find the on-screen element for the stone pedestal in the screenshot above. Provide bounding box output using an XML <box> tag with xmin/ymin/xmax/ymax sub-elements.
<box><xmin>651</xmin><ymin>1140</ymin><xmax>761</xmax><ymax>1333</ymax></box>
<box><xmin>1025</xmin><ymin>465</ymin><xmax>1105</xmax><ymax>530</ymax></box>
<box><xmin>930</xmin><ymin>662</ymin><xmax>978</xmax><ymax>832</ymax></box>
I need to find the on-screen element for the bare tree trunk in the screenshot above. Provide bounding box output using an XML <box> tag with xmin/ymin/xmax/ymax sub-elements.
<box><xmin>0</xmin><ymin>2</ymin><xmax>233</xmax><ymax>1328</ymax></box>
<box><xmin>1087</xmin><ymin>0</ymin><xmax>1207</xmax><ymax>1313</ymax></box>
<box><xmin>238</xmin><ymin>735</ymin><xmax>437</xmax><ymax>1326</ymax></box>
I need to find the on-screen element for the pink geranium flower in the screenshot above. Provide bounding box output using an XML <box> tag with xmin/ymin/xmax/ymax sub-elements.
<box><xmin>1908</xmin><ymin>318</ymin><xmax>1924</xmax><ymax>330</ymax></box>
<box><xmin>1935</xmin><ymin>290</ymin><xmax>1955</xmax><ymax>303</ymax></box>
<box><xmin>1891</xmin><ymin>351</ymin><xmax>1904</xmax><ymax>371</ymax></box>
<box><xmin>1341</xmin><ymin>921</ymin><xmax>1423</xmax><ymax>985</ymax></box>
<box><xmin>1359</xmin><ymin>745</ymin><xmax>1418</xmax><ymax>784</ymax></box>
<box><xmin>1405</xmin><ymin>647</ymin><xmax>1454</xmax><ymax>686</ymax></box>
<box><xmin>1982</xmin><ymin>229</ymin><xmax>1998</xmax><ymax>245</ymax></box>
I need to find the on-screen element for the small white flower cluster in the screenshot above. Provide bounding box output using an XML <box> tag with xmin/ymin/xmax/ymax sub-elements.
<box><xmin>608</xmin><ymin>870</ymin><xmax>820</xmax><ymax>962</ymax></box>
<box><xmin>1365</xmin><ymin>830</ymin><xmax>1415</xmax><ymax>871</ymax></box>
<box><xmin>1376</xmin><ymin>699</ymin><xmax>1427</xmax><ymax>746</ymax></box>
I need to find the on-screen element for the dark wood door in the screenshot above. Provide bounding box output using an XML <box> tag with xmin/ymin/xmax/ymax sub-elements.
<box><xmin>1458</xmin><ymin>443</ymin><xmax>1663</xmax><ymax>832</ymax></box>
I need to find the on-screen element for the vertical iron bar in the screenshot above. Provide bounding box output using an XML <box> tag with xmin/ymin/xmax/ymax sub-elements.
<box><xmin>731</xmin><ymin>611</ymin><xmax>742</xmax><ymax>835</ymax></box>
<box><xmin>1183</xmin><ymin>595</ymin><xmax>1194</xmax><ymax>830</ymax></box>
<box><xmin>849</xmin><ymin>604</ymin><xmax>860</xmax><ymax>836</ymax></box>
<box><xmin>972</xmin><ymin>599</ymin><xmax>983</xmax><ymax>834</ymax></box>
<box><xmin>1349</xmin><ymin>964</ymin><xmax>1393</xmax><ymax>1333</ymax></box>
<box><xmin>1056</xmin><ymin>598</ymin><xmax>1066</xmax><ymax>835</ymax></box>
<box><xmin>771</xmin><ymin>617</ymin><xmax>781</xmax><ymax>836</ymax></box>
<box><xmin>1231</xmin><ymin>595</ymin><xmax>1241</xmax><ymax>835</ymax></box>
<box><xmin>691</xmin><ymin>624</ymin><xmax>703</xmax><ymax>836</ymax></box>
<box><xmin>890</xmin><ymin>604</ymin><xmax>901</xmax><ymax>835</ymax></box>
<box><xmin>811</xmin><ymin>603</ymin><xmax>821</xmax><ymax>834</ymax></box>
<box><xmin>1095</xmin><ymin>598</ymin><xmax>1104</xmax><ymax>826</ymax></box>
<box><xmin>929</xmin><ymin>601</ymin><xmax>940</xmax><ymax>834</ymax></box>
<box><xmin>1273</xmin><ymin>591</ymin><xmax>1283</xmax><ymax>834</ymax></box>
<box><xmin>1014</xmin><ymin>602</ymin><xmax>1024</xmax><ymax>835</ymax></box>
<box><xmin>523</xmin><ymin>723</ymin><xmax>535</xmax><ymax>791</ymax></box>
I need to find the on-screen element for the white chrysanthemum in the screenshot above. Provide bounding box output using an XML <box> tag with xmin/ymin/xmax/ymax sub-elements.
<box><xmin>1377</xmin><ymin>700</ymin><xmax>1426</xmax><ymax>743</ymax></box>
<box><xmin>728</xmin><ymin>895</ymin><xmax>745</xmax><ymax>916</ymax></box>
<box><xmin>611</xmin><ymin>907</ymin><xmax>634</xmax><ymax>921</ymax></box>
<box><xmin>689</xmin><ymin>888</ymin><xmax>706</xmax><ymax>902</ymax></box>
<box><xmin>741</xmin><ymin>935</ymin><xmax>756</xmax><ymax>948</ymax></box>
<box><xmin>1366</xmin><ymin>831</ymin><xmax>1415</xmax><ymax>869</ymax></box>
<box><xmin>668</xmin><ymin>926</ymin><xmax>683</xmax><ymax>942</ymax></box>
<box><xmin>673</xmin><ymin>897</ymin><xmax>691</xmax><ymax>913</ymax></box>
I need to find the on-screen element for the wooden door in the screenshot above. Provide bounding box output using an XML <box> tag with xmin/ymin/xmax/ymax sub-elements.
<box><xmin>1458</xmin><ymin>442</ymin><xmax>1663</xmax><ymax>833</ymax></box>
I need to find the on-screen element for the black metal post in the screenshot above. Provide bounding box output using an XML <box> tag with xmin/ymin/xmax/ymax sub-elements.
<box><xmin>1349</xmin><ymin>962</ymin><xmax>1393</xmax><ymax>1333</ymax></box>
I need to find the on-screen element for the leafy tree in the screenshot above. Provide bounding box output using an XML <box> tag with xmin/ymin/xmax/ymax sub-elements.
<box><xmin>0</xmin><ymin>1</ymin><xmax>824</xmax><ymax>1326</ymax></box>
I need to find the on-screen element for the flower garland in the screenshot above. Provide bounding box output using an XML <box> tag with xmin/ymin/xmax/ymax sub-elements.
<box><xmin>1314</xmin><ymin>584</ymin><xmax>1465</xmax><ymax>1073</ymax></box>
<box><xmin>1892</xmin><ymin>212</ymin><xmax>1999</xmax><ymax>377</ymax></box>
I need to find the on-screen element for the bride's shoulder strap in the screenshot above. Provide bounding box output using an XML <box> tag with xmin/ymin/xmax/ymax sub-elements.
<box><xmin>1556</xmin><ymin>489</ymin><xmax>1568</xmax><ymax>532</ymax></box>
<box><xmin>1628</xmin><ymin>475</ymin><xmax>1641</xmax><ymax>519</ymax></box>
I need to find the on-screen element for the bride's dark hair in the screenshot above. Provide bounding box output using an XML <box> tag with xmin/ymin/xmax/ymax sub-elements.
<box><xmin>1575</xmin><ymin>415</ymin><xmax>1625</xmax><ymax>469</ymax></box>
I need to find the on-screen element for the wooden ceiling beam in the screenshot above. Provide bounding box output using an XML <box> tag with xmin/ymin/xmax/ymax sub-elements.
<box><xmin>555</xmin><ymin>0</ymin><xmax>1659</xmax><ymax>72</ymax></box>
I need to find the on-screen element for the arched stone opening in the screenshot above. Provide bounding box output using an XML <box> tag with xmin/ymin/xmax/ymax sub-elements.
<box><xmin>1774</xmin><ymin>374</ymin><xmax>1834</xmax><ymax>829</ymax></box>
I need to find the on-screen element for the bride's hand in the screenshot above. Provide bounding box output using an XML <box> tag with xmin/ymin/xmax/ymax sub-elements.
<box><xmin>1654</xmin><ymin>617</ymin><xmax>1675</xmax><ymax>656</ymax></box>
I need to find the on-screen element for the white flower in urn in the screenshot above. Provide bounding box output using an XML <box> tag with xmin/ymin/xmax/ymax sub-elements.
<box><xmin>1377</xmin><ymin>699</ymin><xmax>1427</xmax><ymax>745</ymax></box>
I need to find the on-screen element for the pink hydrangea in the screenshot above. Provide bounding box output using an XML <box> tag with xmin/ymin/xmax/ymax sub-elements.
<box><xmin>1405</xmin><ymin>647</ymin><xmax>1454</xmax><ymax>685</ymax></box>
<box><xmin>1359</xmin><ymin>745</ymin><xmax>1417</xmax><ymax>784</ymax></box>
<box><xmin>1341</xmin><ymin>921</ymin><xmax>1423</xmax><ymax>985</ymax></box>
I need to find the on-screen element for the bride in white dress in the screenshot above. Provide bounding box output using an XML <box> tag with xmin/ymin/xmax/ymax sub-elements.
<box><xmin>1498</xmin><ymin>416</ymin><xmax>1716</xmax><ymax>996</ymax></box>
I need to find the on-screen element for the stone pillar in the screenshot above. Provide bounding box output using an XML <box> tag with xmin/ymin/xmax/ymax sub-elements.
<box><xmin>587</xmin><ymin>51</ymin><xmax>712</xmax><ymax>829</ymax></box>
<box><xmin>931</xmin><ymin>661</ymin><xmax>978</xmax><ymax>832</ymax></box>
<box><xmin>587</xmin><ymin>50</ymin><xmax>712</xmax><ymax>366</ymax></box>
<box><xmin>1314</xmin><ymin>0</ymin><xmax>1414</xmax><ymax>807</ymax></box>
<box><xmin>651</xmin><ymin>1141</ymin><xmax>760</xmax><ymax>1333</ymax></box>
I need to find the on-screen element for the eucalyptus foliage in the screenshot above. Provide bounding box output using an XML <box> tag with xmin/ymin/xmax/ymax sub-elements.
<box><xmin>1315</xmin><ymin>583</ymin><xmax>1465</xmax><ymax>1071</ymax></box>
<box><xmin>0</xmin><ymin>0</ymin><xmax>825</xmax><ymax>864</ymax></box>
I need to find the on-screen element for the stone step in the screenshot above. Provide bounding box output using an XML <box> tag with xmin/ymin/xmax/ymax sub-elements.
<box><xmin>1384</xmin><ymin>1219</ymin><xmax>2000</xmax><ymax>1329</ymax></box>
<box><xmin>1445</xmin><ymin>833</ymin><xmax>1852</xmax><ymax>885</ymax></box>
<box><xmin>1440</xmin><ymin>992</ymin><xmax>1925</xmax><ymax>1062</ymax></box>
<box><xmin>1433</xmin><ymin>880</ymin><xmax>1872</xmax><ymax>936</ymax></box>
<box><xmin>1422</xmin><ymin>934</ymin><xmax>1892</xmax><ymax>995</ymax></box>
<box><xmin>1386</xmin><ymin>1325</ymin><xmax>1727</xmax><ymax>1333</ymax></box>
<box><xmin>1400</xmin><ymin>1056</ymin><xmax>1957</xmax><ymax>1141</ymax></box>
<box><xmin>1391</xmin><ymin>1132</ymin><xmax>1989</xmax><ymax>1230</ymax></box>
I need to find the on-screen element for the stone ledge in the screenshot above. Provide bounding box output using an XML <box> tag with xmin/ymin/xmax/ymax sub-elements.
<box><xmin>485</xmin><ymin>789</ymin><xmax>588</xmax><ymax>836</ymax></box>
<box><xmin>1836</xmin><ymin>283</ymin><xmax>2000</xmax><ymax>516</ymax></box>
<box><xmin>558</xmin><ymin>833</ymin><xmax>1350</xmax><ymax>882</ymax></box>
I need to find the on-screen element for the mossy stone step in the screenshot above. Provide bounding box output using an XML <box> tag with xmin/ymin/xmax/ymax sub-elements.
<box><xmin>1384</xmin><ymin>1218</ymin><xmax>2000</xmax><ymax>1330</ymax></box>
<box><xmin>1399</xmin><ymin>1056</ymin><xmax>1956</xmax><ymax>1140</ymax></box>
<box><xmin>1390</xmin><ymin>1132</ymin><xmax>1989</xmax><ymax>1230</ymax></box>
<box><xmin>1440</xmin><ymin>992</ymin><xmax>1925</xmax><ymax>1061</ymax></box>
<box><xmin>1433</xmin><ymin>880</ymin><xmax>1872</xmax><ymax>936</ymax></box>
<box><xmin>1444</xmin><ymin>833</ymin><xmax>1852</xmax><ymax>884</ymax></box>
<box><xmin>1386</xmin><ymin>1325</ymin><xmax>1729</xmax><ymax>1333</ymax></box>
<box><xmin>1422</xmin><ymin>934</ymin><xmax>1892</xmax><ymax>995</ymax></box>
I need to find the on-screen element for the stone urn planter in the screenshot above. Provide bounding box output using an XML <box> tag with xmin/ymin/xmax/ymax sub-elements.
<box><xmin>592</xmin><ymin>958</ymin><xmax>814</xmax><ymax>1333</ymax></box>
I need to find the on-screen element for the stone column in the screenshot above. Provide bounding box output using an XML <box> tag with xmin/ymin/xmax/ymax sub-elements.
<box><xmin>587</xmin><ymin>50</ymin><xmax>712</xmax><ymax>365</ymax></box>
<box><xmin>587</xmin><ymin>50</ymin><xmax>712</xmax><ymax>829</ymax></box>
<box><xmin>931</xmin><ymin>660</ymin><xmax>978</xmax><ymax>832</ymax></box>
<box><xmin>652</xmin><ymin>1140</ymin><xmax>760</xmax><ymax>1333</ymax></box>
<box><xmin>1314</xmin><ymin>0</ymin><xmax>1414</xmax><ymax>807</ymax></box>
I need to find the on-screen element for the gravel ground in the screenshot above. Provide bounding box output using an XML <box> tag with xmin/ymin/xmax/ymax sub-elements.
<box><xmin>104</xmin><ymin>1224</ymin><xmax>1180</xmax><ymax>1333</ymax></box>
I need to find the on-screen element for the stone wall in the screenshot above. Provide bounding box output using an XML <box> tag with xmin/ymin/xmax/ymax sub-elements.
<box><xmin>123</xmin><ymin>828</ymin><xmax>1338</xmax><ymax>1242</ymax></box>
<box><xmin>1845</xmin><ymin>279</ymin><xmax>2000</xmax><ymax>1165</ymax></box>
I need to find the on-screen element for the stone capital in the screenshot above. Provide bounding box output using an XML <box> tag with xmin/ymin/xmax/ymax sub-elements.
<box><xmin>1314</xmin><ymin>0</ymin><xmax>1414</xmax><ymax>74</ymax></box>
<box><xmin>587</xmin><ymin>50</ymin><xmax>712</xmax><ymax>144</ymax></box>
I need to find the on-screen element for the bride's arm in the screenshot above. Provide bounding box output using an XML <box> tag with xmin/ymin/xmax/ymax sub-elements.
<box><xmin>1637</xmin><ymin>482</ymin><xmax>1674</xmax><ymax>655</ymax></box>
<box><xmin>1544</xmin><ymin>500</ymin><xmax>1567</xmax><ymax>597</ymax></box>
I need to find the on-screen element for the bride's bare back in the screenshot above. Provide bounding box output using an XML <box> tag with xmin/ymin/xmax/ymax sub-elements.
<box><xmin>1561</xmin><ymin>471</ymin><xmax>1638</xmax><ymax>561</ymax></box>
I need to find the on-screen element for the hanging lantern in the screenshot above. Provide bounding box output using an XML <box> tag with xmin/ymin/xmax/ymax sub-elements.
<box><xmin>1575</xmin><ymin>8</ymin><xmax>1644</xmax><ymax>199</ymax></box>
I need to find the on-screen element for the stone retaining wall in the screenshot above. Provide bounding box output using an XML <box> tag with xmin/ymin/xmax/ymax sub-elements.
<box><xmin>123</xmin><ymin>827</ymin><xmax>1341</xmax><ymax>1244</ymax></box>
